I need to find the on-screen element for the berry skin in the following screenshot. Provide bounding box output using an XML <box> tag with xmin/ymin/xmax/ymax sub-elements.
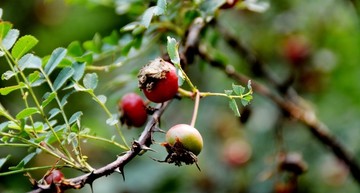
<box><xmin>138</xmin><ymin>58</ymin><xmax>179</xmax><ymax>103</ymax></box>
<box><xmin>283</xmin><ymin>35</ymin><xmax>310</xmax><ymax>65</ymax></box>
<box><xmin>166</xmin><ymin>124</ymin><xmax>203</xmax><ymax>156</ymax></box>
<box><xmin>119</xmin><ymin>93</ymin><xmax>148</xmax><ymax>127</ymax></box>
<box><xmin>220</xmin><ymin>0</ymin><xmax>239</xmax><ymax>9</ymax></box>
<box><xmin>222</xmin><ymin>139</ymin><xmax>252</xmax><ymax>167</ymax></box>
<box><xmin>44</xmin><ymin>169</ymin><xmax>64</xmax><ymax>184</ymax></box>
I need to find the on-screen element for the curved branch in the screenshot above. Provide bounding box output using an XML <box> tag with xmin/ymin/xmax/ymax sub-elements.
<box><xmin>29</xmin><ymin>102</ymin><xmax>171</xmax><ymax>193</ymax></box>
<box><xmin>198</xmin><ymin>46</ymin><xmax>360</xmax><ymax>185</ymax></box>
<box><xmin>184</xmin><ymin>16</ymin><xmax>360</xmax><ymax>184</ymax></box>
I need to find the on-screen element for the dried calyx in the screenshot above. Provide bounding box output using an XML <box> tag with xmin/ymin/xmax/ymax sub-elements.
<box><xmin>138</xmin><ymin>58</ymin><xmax>173</xmax><ymax>92</ymax></box>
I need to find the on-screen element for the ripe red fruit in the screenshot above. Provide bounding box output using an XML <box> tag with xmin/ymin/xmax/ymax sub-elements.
<box><xmin>44</xmin><ymin>169</ymin><xmax>64</xmax><ymax>184</ymax></box>
<box><xmin>138</xmin><ymin>58</ymin><xmax>179</xmax><ymax>103</ymax></box>
<box><xmin>220</xmin><ymin>0</ymin><xmax>239</xmax><ymax>9</ymax></box>
<box><xmin>222</xmin><ymin>139</ymin><xmax>252</xmax><ymax>167</ymax></box>
<box><xmin>166</xmin><ymin>124</ymin><xmax>203</xmax><ymax>156</ymax></box>
<box><xmin>119</xmin><ymin>93</ymin><xmax>148</xmax><ymax>127</ymax></box>
<box><xmin>283</xmin><ymin>35</ymin><xmax>310</xmax><ymax>65</ymax></box>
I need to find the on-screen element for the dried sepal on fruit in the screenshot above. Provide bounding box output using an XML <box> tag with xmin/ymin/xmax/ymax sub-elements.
<box><xmin>138</xmin><ymin>58</ymin><xmax>179</xmax><ymax>103</ymax></box>
<box><xmin>158</xmin><ymin>124</ymin><xmax>203</xmax><ymax>170</ymax></box>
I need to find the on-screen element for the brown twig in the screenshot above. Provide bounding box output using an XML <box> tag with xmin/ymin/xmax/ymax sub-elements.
<box><xmin>197</xmin><ymin>45</ymin><xmax>360</xmax><ymax>185</ymax></box>
<box><xmin>28</xmin><ymin>102</ymin><xmax>171</xmax><ymax>193</ymax></box>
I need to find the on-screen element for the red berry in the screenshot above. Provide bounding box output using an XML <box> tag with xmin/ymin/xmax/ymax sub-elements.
<box><xmin>222</xmin><ymin>139</ymin><xmax>252</xmax><ymax>167</ymax></box>
<box><xmin>44</xmin><ymin>169</ymin><xmax>64</xmax><ymax>184</ymax></box>
<box><xmin>166</xmin><ymin>124</ymin><xmax>203</xmax><ymax>156</ymax></box>
<box><xmin>119</xmin><ymin>93</ymin><xmax>148</xmax><ymax>127</ymax></box>
<box><xmin>220</xmin><ymin>0</ymin><xmax>239</xmax><ymax>9</ymax></box>
<box><xmin>138</xmin><ymin>58</ymin><xmax>179</xmax><ymax>103</ymax></box>
<box><xmin>283</xmin><ymin>35</ymin><xmax>310</xmax><ymax>65</ymax></box>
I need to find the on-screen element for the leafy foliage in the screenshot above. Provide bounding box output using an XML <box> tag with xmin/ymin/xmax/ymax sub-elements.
<box><xmin>1</xmin><ymin>0</ymin><xmax>359</xmax><ymax>193</ymax></box>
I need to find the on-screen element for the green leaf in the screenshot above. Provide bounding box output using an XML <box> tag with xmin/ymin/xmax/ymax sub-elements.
<box><xmin>72</xmin><ymin>62</ymin><xmax>85</xmax><ymax>82</ymax></box>
<box><xmin>121</xmin><ymin>22</ymin><xmax>141</xmax><ymax>32</ymax></box>
<box><xmin>141</xmin><ymin>6</ymin><xmax>156</xmax><ymax>28</ymax></box>
<box><xmin>224</xmin><ymin>90</ymin><xmax>233</xmax><ymax>95</ymax></box>
<box><xmin>200</xmin><ymin>0</ymin><xmax>225</xmax><ymax>14</ymax></box>
<box><xmin>106</xmin><ymin>114</ymin><xmax>119</xmax><ymax>126</ymax></box>
<box><xmin>154</xmin><ymin>0</ymin><xmax>167</xmax><ymax>15</ymax></box>
<box><xmin>83</xmin><ymin>33</ymin><xmax>102</xmax><ymax>53</ymax></box>
<box><xmin>132</xmin><ymin>25</ymin><xmax>146</xmax><ymax>36</ymax></box>
<box><xmin>167</xmin><ymin>36</ymin><xmax>180</xmax><ymax>64</ymax></box>
<box><xmin>49</xmin><ymin>108</ymin><xmax>60</xmax><ymax>120</ymax></box>
<box><xmin>44</xmin><ymin>48</ymin><xmax>67</xmax><ymax>76</ymax></box>
<box><xmin>28</xmin><ymin>71</ymin><xmax>41</xmax><ymax>84</ymax></box>
<box><xmin>0</xmin><ymin>21</ymin><xmax>13</xmax><ymax>41</ymax></box>
<box><xmin>2</xmin><ymin>29</ymin><xmax>19</xmax><ymax>50</ymax></box>
<box><xmin>0</xmin><ymin>82</ymin><xmax>26</xmax><ymax>95</ymax></box>
<box><xmin>76</xmin><ymin>53</ymin><xmax>93</xmax><ymax>64</ymax></box>
<box><xmin>177</xmin><ymin>68</ymin><xmax>185</xmax><ymax>86</ymax></box>
<box><xmin>241</xmin><ymin>95</ymin><xmax>253</xmax><ymax>106</ymax></box>
<box><xmin>97</xmin><ymin>95</ymin><xmax>107</xmax><ymax>104</ymax></box>
<box><xmin>232</xmin><ymin>83</ymin><xmax>245</xmax><ymax>95</ymax></box>
<box><xmin>67</xmin><ymin>41</ymin><xmax>84</xmax><ymax>57</ymax></box>
<box><xmin>229</xmin><ymin>99</ymin><xmax>240</xmax><ymax>117</ymax></box>
<box><xmin>69</xmin><ymin>111</ymin><xmax>83</xmax><ymax>125</ymax></box>
<box><xmin>61</xmin><ymin>91</ymin><xmax>75</xmax><ymax>106</ymax></box>
<box><xmin>41</xmin><ymin>92</ymin><xmax>56</xmax><ymax>108</ymax></box>
<box><xmin>53</xmin><ymin>67</ymin><xmax>74</xmax><ymax>91</ymax></box>
<box><xmin>0</xmin><ymin>155</ymin><xmax>11</xmax><ymax>169</ymax></box>
<box><xmin>9</xmin><ymin>152</ymin><xmax>36</xmax><ymax>170</ymax></box>
<box><xmin>67</xmin><ymin>132</ymin><xmax>78</xmax><ymax>145</ymax></box>
<box><xmin>18</xmin><ymin>53</ymin><xmax>42</xmax><ymax>70</ymax></box>
<box><xmin>103</xmin><ymin>31</ymin><xmax>119</xmax><ymax>45</ymax></box>
<box><xmin>184</xmin><ymin>9</ymin><xmax>201</xmax><ymax>26</ymax></box>
<box><xmin>83</xmin><ymin>73</ymin><xmax>98</xmax><ymax>90</ymax></box>
<box><xmin>2</xmin><ymin>70</ymin><xmax>16</xmax><ymax>80</ymax></box>
<box><xmin>31</xmin><ymin>78</ymin><xmax>46</xmax><ymax>87</ymax></box>
<box><xmin>16</xmin><ymin>107</ymin><xmax>40</xmax><ymax>120</ymax></box>
<box><xmin>11</xmin><ymin>35</ymin><xmax>39</xmax><ymax>60</ymax></box>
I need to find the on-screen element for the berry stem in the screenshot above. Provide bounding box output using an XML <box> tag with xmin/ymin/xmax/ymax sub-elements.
<box><xmin>190</xmin><ymin>90</ymin><xmax>200</xmax><ymax>128</ymax></box>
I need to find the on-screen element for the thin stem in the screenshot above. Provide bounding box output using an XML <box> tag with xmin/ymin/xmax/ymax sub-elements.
<box><xmin>2</xmin><ymin>48</ymin><xmax>38</xmax><ymax>137</ymax></box>
<box><xmin>86</xmin><ymin>89</ymin><xmax>129</xmax><ymax>150</ymax></box>
<box><xmin>190</xmin><ymin>90</ymin><xmax>200</xmax><ymax>127</ymax></box>
<box><xmin>1</xmin><ymin>48</ymin><xmax>72</xmax><ymax>160</ymax></box>
<box><xmin>79</xmin><ymin>134</ymin><xmax>127</xmax><ymax>149</ymax></box>
<box><xmin>0</xmin><ymin>165</ymin><xmax>65</xmax><ymax>176</ymax></box>
<box><xmin>178</xmin><ymin>88</ymin><xmax>253</xmax><ymax>100</ymax></box>
<box><xmin>0</xmin><ymin>132</ymin><xmax>79</xmax><ymax>170</ymax></box>
<box><xmin>0</xmin><ymin>143</ymin><xmax>29</xmax><ymax>147</ymax></box>
<box><xmin>175</xmin><ymin>63</ymin><xmax>197</xmax><ymax>92</ymax></box>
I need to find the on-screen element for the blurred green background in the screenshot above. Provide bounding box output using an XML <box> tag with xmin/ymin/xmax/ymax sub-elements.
<box><xmin>1</xmin><ymin>0</ymin><xmax>360</xmax><ymax>192</ymax></box>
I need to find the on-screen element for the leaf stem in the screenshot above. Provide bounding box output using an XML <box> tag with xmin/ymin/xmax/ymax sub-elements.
<box><xmin>87</xmin><ymin>90</ymin><xmax>129</xmax><ymax>150</ymax></box>
<box><xmin>0</xmin><ymin>165</ymin><xmax>65</xmax><ymax>176</ymax></box>
<box><xmin>79</xmin><ymin>134</ymin><xmax>127</xmax><ymax>149</ymax></box>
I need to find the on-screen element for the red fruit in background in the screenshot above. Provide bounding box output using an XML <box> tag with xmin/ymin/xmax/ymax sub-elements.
<box><xmin>283</xmin><ymin>35</ymin><xmax>310</xmax><ymax>65</ymax></box>
<box><xmin>222</xmin><ymin>139</ymin><xmax>252</xmax><ymax>167</ymax></box>
<box><xmin>166</xmin><ymin>124</ymin><xmax>203</xmax><ymax>156</ymax></box>
<box><xmin>44</xmin><ymin>169</ymin><xmax>64</xmax><ymax>184</ymax></box>
<box><xmin>138</xmin><ymin>58</ymin><xmax>179</xmax><ymax>103</ymax></box>
<box><xmin>220</xmin><ymin>0</ymin><xmax>239</xmax><ymax>9</ymax></box>
<box><xmin>119</xmin><ymin>93</ymin><xmax>148</xmax><ymax>127</ymax></box>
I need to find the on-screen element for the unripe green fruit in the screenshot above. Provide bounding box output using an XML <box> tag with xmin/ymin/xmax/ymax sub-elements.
<box><xmin>166</xmin><ymin>124</ymin><xmax>203</xmax><ymax>155</ymax></box>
